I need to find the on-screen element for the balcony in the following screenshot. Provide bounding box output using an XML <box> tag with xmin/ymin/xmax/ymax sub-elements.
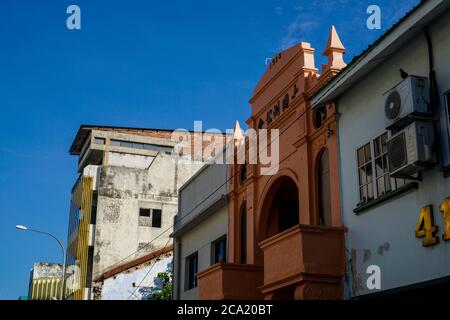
<box><xmin>197</xmin><ymin>263</ymin><xmax>264</xmax><ymax>300</ymax></box>
<box><xmin>259</xmin><ymin>224</ymin><xmax>346</xmax><ymax>300</ymax></box>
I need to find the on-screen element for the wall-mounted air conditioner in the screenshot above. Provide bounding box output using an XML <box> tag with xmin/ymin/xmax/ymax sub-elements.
<box><xmin>384</xmin><ymin>75</ymin><xmax>431</xmax><ymax>130</ymax></box>
<box><xmin>387</xmin><ymin>121</ymin><xmax>435</xmax><ymax>178</ymax></box>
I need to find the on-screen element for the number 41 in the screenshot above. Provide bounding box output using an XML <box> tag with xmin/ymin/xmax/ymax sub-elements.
<box><xmin>415</xmin><ymin>198</ymin><xmax>450</xmax><ymax>247</ymax></box>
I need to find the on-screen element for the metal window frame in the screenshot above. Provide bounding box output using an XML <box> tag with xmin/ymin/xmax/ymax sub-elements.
<box><xmin>356</xmin><ymin>131</ymin><xmax>406</xmax><ymax>204</ymax></box>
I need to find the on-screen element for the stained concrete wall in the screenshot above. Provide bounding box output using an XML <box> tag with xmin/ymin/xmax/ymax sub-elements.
<box><xmin>337</xmin><ymin>8</ymin><xmax>450</xmax><ymax>297</ymax></box>
<box><xmin>92</xmin><ymin>152</ymin><xmax>203</xmax><ymax>281</ymax></box>
<box><xmin>108</xmin><ymin>152</ymin><xmax>155</xmax><ymax>169</ymax></box>
<box><xmin>30</xmin><ymin>262</ymin><xmax>62</xmax><ymax>279</ymax></box>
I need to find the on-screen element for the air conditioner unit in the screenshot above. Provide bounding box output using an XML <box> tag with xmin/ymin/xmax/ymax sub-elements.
<box><xmin>387</xmin><ymin>121</ymin><xmax>435</xmax><ymax>178</ymax></box>
<box><xmin>384</xmin><ymin>75</ymin><xmax>431</xmax><ymax>130</ymax></box>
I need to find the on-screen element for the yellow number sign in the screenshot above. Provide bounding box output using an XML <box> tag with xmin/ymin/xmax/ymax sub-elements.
<box><xmin>440</xmin><ymin>197</ymin><xmax>450</xmax><ymax>241</ymax></box>
<box><xmin>415</xmin><ymin>205</ymin><xmax>439</xmax><ymax>247</ymax></box>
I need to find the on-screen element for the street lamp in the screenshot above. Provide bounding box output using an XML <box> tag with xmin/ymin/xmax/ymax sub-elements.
<box><xmin>16</xmin><ymin>225</ymin><xmax>67</xmax><ymax>300</ymax></box>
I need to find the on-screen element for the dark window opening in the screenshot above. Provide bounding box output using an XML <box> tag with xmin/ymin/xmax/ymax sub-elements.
<box><xmin>212</xmin><ymin>236</ymin><xmax>227</xmax><ymax>264</ymax></box>
<box><xmin>152</xmin><ymin>209</ymin><xmax>162</xmax><ymax>228</ymax></box>
<box><xmin>447</xmin><ymin>93</ymin><xmax>450</xmax><ymax>136</ymax></box>
<box><xmin>109</xmin><ymin>139</ymin><xmax>173</xmax><ymax>153</ymax></box>
<box><xmin>318</xmin><ymin>149</ymin><xmax>332</xmax><ymax>226</ymax></box>
<box><xmin>186</xmin><ymin>253</ymin><xmax>198</xmax><ymax>290</ymax></box>
<box><xmin>139</xmin><ymin>208</ymin><xmax>151</xmax><ymax>217</ymax></box>
<box><xmin>314</xmin><ymin>105</ymin><xmax>328</xmax><ymax>128</ymax></box>
<box><xmin>265</xmin><ymin>177</ymin><xmax>299</xmax><ymax>239</ymax></box>
<box><xmin>86</xmin><ymin>247</ymin><xmax>94</xmax><ymax>288</ymax></box>
<box><xmin>277</xmin><ymin>197</ymin><xmax>299</xmax><ymax>232</ymax></box>
<box><xmin>240</xmin><ymin>203</ymin><xmax>247</xmax><ymax>264</ymax></box>
<box><xmin>138</xmin><ymin>208</ymin><xmax>151</xmax><ymax>227</ymax></box>
<box><xmin>239</xmin><ymin>164</ymin><xmax>247</xmax><ymax>184</ymax></box>
<box><xmin>91</xmin><ymin>193</ymin><xmax>98</xmax><ymax>224</ymax></box>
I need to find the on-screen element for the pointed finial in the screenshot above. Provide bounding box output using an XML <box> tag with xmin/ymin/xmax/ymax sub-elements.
<box><xmin>233</xmin><ymin>120</ymin><xmax>245</xmax><ymax>147</ymax></box>
<box><xmin>324</xmin><ymin>25</ymin><xmax>345</xmax><ymax>54</ymax></box>
<box><xmin>323</xmin><ymin>25</ymin><xmax>346</xmax><ymax>70</ymax></box>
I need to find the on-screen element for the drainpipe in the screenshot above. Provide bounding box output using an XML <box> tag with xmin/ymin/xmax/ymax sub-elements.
<box><xmin>423</xmin><ymin>26</ymin><xmax>443</xmax><ymax>167</ymax></box>
<box><xmin>173</xmin><ymin>239</ymin><xmax>182</xmax><ymax>300</ymax></box>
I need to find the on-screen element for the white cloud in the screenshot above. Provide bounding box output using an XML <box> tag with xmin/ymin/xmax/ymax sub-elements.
<box><xmin>274</xmin><ymin>6</ymin><xmax>283</xmax><ymax>16</ymax></box>
<box><xmin>279</xmin><ymin>12</ymin><xmax>319</xmax><ymax>50</ymax></box>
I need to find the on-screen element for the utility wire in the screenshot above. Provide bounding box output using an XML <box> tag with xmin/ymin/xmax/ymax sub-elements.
<box><xmin>127</xmin><ymin>102</ymin><xmax>324</xmax><ymax>299</ymax></box>
<box><xmin>101</xmin><ymin>102</ymin><xmax>314</xmax><ymax>273</ymax></box>
<box><xmin>127</xmin><ymin>237</ymin><xmax>172</xmax><ymax>300</ymax></box>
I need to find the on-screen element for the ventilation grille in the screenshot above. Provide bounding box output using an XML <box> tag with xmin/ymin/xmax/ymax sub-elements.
<box><xmin>385</xmin><ymin>90</ymin><xmax>402</xmax><ymax>120</ymax></box>
<box><xmin>388</xmin><ymin>132</ymin><xmax>408</xmax><ymax>171</ymax></box>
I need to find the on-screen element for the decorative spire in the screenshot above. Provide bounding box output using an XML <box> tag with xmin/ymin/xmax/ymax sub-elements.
<box><xmin>233</xmin><ymin>120</ymin><xmax>245</xmax><ymax>147</ymax></box>
<box><xmin>323</xmin><ymin>25</ymin><xmax>346</xmax><ymax>70</ymax></box>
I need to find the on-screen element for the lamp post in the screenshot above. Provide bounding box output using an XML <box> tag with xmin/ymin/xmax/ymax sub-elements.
<box><xmin>16</xmin><ymin>225</ymin><xmax>66</xmax><ymax>300</ymax></box>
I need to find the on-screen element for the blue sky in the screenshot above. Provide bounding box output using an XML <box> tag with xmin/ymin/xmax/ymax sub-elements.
<box><xmin>0</xmin><ymin>0</ymin><xmax>419</xmax><ymax>299</ymax></box>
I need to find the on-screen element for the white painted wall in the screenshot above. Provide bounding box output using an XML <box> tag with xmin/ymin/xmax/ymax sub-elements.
<box><xmin>175</xmin><ymin>205</ymin><xmax>228</xmax><ymax>300</ymax></box>
<box><xmin>337</xmin><ymin>9</ymin><xmax>450</xmax><ymax>297</ymax></box>
<box><xmin>101</xmin><ymin>253</ymin><xmax>172</xmax><ymax>300</ymax></box>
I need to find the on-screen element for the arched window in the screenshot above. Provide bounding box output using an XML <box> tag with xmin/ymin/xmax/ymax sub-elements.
<box><xmin>314</xmin><ymin>105</ymin><xmax>328</xmax><ymax>128</ymax></box>
<box><xmin>239</xmin><ymin>164</ymin><xmax>247</xmax><ymax>185</ymax></box>
<box><xmin>239</xmin><ymin>202</ymin><xmax>247</xmax><ymax>264</ymax></box>
<box><xmin>318</xmin><ymin>149</ymin><xmax>332</xmax><ymax>226</ymax></box>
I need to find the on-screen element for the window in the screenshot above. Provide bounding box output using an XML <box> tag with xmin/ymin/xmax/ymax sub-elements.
<box><xmin>314</xmin><ymin>105</ymin><xmax>328</xmax><ymax>128</ymax></box>
<box><xmin>239</xmin><ymin>202</ymin><xmax>247</xmax><ymax>264</ymax></box>
<box><xmin>186</xmin><ymin>253</ymin><xmax>198</xmax><ymax>290</ymax></box>
<box><xmin>357</xmin><ymin>143</ymin><xmax>374</xmax><ymax>203</ymax></box>
<box><xmin>94</xmin><ymin>137</ymin><xmax>106</xmax><ymax>145</ymax></box>
<box><xmin>357</xmin><ymin>132</ymin><xmax>406</xmax><ymax>205</ymax></box>
<box><xmin>110</xmin><ymin>139</ymin><xmax>121</xmax><ymax>146</ymax></box>
<box><xmin>212</xmin><ymin>236</ymin><xmax>227</xmax><ymax>264</ymax></box>
<box><xmin>239</xmin><ymin>164</ymin><xmax>247</xmax><ymax>184</ymax></box>
<box><xmin>138</xmin><ymin>208</ymin><xmax>151</xmax><ymax>227</ymax></box>
<box><xmin>109</xmin><ymin>139</ymin><xmax>174</xmax><ymax>153</ymax></box>
<box><xmin>139</xmin><ymin>208</ymin><xmax>151</xmax><ymax>217</ymax></box>
<box><xmin>318</xmin><ymin>149</ymin><xmax>332</xmax><ymax>226</ymax></box>
<box><xmin>121</xmin><ymin>141</ymin><xmax>133</xmax><ymax>148</ymax></box>
<box><xmin>152</xmin><ymin>209</ymin><xmax>162</xmax><ymax>228</ymax></box>
<box><xmin>447</xmin><ymin>93</ymin><xmax>450</xmax><ymax>137</ymax></box>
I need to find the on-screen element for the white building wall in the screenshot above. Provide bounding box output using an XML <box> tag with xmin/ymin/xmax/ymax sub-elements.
<box><xmin>337</xmin><ymin>9</ymin><xmax>450</xmax><ymax>297</ymax></box>
<box><xmin>176</xmin><ymin>205</ymin><xmax>228</xmax><ymax>300</ymax></box>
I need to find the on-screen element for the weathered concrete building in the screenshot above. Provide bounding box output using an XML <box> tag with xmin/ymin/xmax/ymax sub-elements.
<box><xmin>172</xmin><ymin>162</ymin><xmax>229</xmax><ymax>300</ymax></box>
<box><xmin>312</xmin><ymin>0</ymin><xmax>450</xmax><ymax>298</ymax></box>
<box><xmin>28</xmin><ymin>262</ymin><xmax>64</xmax><ymax>300</ymax></box>
<box><xmin>65</xmin><ymin>125</ymin><xmax>224</xmax><ymax>299</ymax></box>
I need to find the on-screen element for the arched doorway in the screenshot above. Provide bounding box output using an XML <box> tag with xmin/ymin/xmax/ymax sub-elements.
<box><xmin>261</xmin><ymin>176</ymin><xmax>299</xmax><ymax>240</ymax></box>
<box><xmin>317</xmin><ymin>149</ymin><xmax>332</xmax><ymax>226</ymax></box>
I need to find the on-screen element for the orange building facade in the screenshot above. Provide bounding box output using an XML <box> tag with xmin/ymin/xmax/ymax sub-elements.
<box><xmin>198</xmin><ymin>27</ymin><xmax>348</xmax><ymax>300</ymax></box>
